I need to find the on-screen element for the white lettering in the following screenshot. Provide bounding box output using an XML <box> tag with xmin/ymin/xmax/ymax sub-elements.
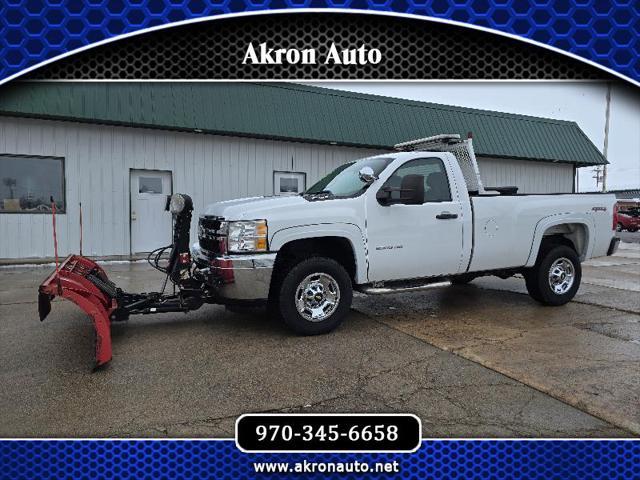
<box><xmin>285</xmin><ymin>48</ymin><xmax>300</xmax><ymax>64</ymax></box>
<box><xmin>324</xmin><ymin>43</ymin><xmax>341</xmax><ymax>64</ymax></box>
<box><xmin>261</xmin><ymin>43</ymin><xmax>277</xmax><ymax>64</ymax></box>
<box><xmin>242</xmin><ymin>43</ymin><xmax>259</xmax><ymax>64</ymax></box>
<box><xmin>245</xmin><ymin>43</ymin><xmax>381</xmax><ymax>65</ymax></box>
<box><xmin>324</xmin><ymin>43</ymin><xmax>382</xmax><ymax>65</ymax></box>
<box><xmin>368</xmin><ymin>47</ymin><xmax>382</xmax><ymax>64</ymax></box>
<box><xmin>243</xmin><ymin>43</ymin><xmax>318</xmax><ymax>64</ymax></box>
<box><xmin>300</xmin><ymin>48</ymin><xmax>316</xmax><ymax>64</ymax></box>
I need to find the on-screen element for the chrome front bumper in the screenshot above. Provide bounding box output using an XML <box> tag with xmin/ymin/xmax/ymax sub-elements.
<box><xmin>191</xmin><ymin>243</ymin><xmax>276</xmax><ymax>301</ymax></box>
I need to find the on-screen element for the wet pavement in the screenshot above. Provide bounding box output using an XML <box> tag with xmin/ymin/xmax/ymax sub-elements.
<box><xmin>0</xmin><ymin>244</ymin><xmax>638</xmax><ymax>438</ymax></box>
<box><xmin>617</xmin><ymin>231</ymin><xmax>640</xmax><ymax>244</ymax></box>
<box><xmin>355</xmin><ymin>243</ymin><xmax>640</xmax><ymax>434</ymax></box>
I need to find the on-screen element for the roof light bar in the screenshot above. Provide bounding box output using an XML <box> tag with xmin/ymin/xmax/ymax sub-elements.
<box><xmin>394</xmin><ymin>134</ymin><xmax>461</xmax><ymax>151</ymax></box>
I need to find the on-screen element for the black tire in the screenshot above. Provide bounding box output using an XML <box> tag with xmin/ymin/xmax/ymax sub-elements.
<box><xmin>267</xmin><ymin>275</ymin><xmax>283</xmax><ymax>322</ymax></box>
<box><xmin>524</xmin><ymin>272</ymin><xmax>544</xmax><ymax>302</ymax></box>
<box><xmin>628</xmin><ymin>227</ymin><xmax>638</xmax><ymax>233</ymax></box>
<box><xmin>450</xmin><ymin>273</ymin><xmax>476</xmax><ymax>285</ymax></box>
<box><xmin>524</xmin><ymin>245</ymin><xmax>581</xmax><ymax>306</ymax></box>
<box><xmin>277</xmin><ymin>257</ymin><xmax>353</xmax><ymax>335</ymax></box>
<box><xmin>266</xmin><ymin>300</ymin><xmax>281</xmax><ymax>321</ymax></box>
<box><xmin>616</xmin><ymin>223</ymin><xmax>624</xmax><ymax>232</ymax></box>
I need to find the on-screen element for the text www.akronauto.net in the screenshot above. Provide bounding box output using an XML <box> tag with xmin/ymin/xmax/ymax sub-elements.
<box><xmin>253</xmin><ymin>460</ymin><xmax>400</xmax><ymax>474</ymax></box>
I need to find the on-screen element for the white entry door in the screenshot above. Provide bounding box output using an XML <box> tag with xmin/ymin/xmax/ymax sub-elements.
<box><xmin>130</xmin><ymin>170</ymin><xmax>172</xmax><ymax>254</ymax></box>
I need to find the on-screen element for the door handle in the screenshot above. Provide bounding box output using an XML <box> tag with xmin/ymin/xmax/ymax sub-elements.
<box><xmin>436</xmin><ymin>212</ymin><xmax>458</xmax><ymax>220</ymax></box>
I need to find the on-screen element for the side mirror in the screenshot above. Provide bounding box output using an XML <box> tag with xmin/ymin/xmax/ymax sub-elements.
<box><xmin>376</xmin><ymin>187</ymin><xmax>392</xmax><ymax>205</ymax></box>
<box><xmin>376</xmin><ymin>174</ymin><xmax>425</xmax><ymax>206</ymax></box>
<box><xmin>400</xmin><ymin>174</ymin><xmax>425</xmax><ymax>205</ymax></box>
<box><xmin>358</xmin><ymin>166</ymin><xmax>377</xmax><ymax>185</ymax></box>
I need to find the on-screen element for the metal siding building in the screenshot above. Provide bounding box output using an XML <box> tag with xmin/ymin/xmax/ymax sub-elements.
<box><xmin>0</xmin><ymin>83</ymin><xmax>604</xmax><ymax>260</ymax></box>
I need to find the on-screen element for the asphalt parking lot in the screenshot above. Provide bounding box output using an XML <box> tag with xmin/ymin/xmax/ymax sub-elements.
<box><xmin>1</xmin><ymin>237</ymin><xmax>638</xmax><ymax>438</ymax></box>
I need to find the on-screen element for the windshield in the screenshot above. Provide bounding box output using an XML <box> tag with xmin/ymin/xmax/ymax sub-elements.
<box><xmin>305</xmin><ymin>157</ymin><xmax>394</xmax><ymax>198</ymax></box>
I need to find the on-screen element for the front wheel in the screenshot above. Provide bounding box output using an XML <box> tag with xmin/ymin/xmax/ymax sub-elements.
<box><xmin>524</xmin><ymin>245</ymin><xmax>581</xmax><ymax>306</ymax></box>
<box><xmin>616</xmin><ymin>223</ymin><xmax>624</xmax><ymax>232</ymax></box>
<box><xmin>277</xmin><ymin>257</ymin><xmax>353</xmax><ymax>335</ymax></box>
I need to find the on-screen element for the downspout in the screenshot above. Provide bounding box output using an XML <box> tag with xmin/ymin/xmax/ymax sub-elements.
<box><xmin>602</xmin><ymin>82</ymin><xmax>612</xmax><ymax>192</ymax></box>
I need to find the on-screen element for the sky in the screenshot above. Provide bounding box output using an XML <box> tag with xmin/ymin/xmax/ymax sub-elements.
<box><xmin>308</xmin><ymin>81</ymin><xmax>640</xmax><ymax>192</ymax></box>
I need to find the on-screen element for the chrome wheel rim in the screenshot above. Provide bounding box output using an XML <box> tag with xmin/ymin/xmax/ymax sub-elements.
<box><xmin>548</xmin><ymin>257</ymin><xmax>575</xmax><ymax>295</ymax></box>
<box><xmin>295</xmin><ymin>273</ymin><xmax>340</xmax><ymax>322</ymax></box>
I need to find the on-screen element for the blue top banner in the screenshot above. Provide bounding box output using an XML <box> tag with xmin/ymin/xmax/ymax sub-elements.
<box><xmin>0</xmin><ymin>1</ymin><xmax>638</xmax><ymax>84</ymax></box>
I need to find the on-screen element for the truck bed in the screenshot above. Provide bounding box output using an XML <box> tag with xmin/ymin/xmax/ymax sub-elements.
<box><xmin>467</xmin><ymin>193</ymin><xmax>615</xmax><ymax>272</ymax></box>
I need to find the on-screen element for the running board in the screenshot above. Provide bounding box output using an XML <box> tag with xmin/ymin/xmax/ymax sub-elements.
<box><xmin>357</xmin><ymin>280</ymin><xmax>451</xmax><ymax>295</ymax></box>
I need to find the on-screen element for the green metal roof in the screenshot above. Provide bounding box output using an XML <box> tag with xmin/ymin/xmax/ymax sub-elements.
<box><xmin>0</xmin><ymin>82</ymin><xmax>606</xmax><ymax>166</ymax></box>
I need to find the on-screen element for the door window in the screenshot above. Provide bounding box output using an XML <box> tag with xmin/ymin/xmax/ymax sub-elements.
<box><xmin>382</xmin><ymin>158</ymin><xmax>451</xmax><ymax>203</ymax></box>
<box><xmin>139</xmin><ymin>176</ymin><xmax>163</xmax><ymax>194</ymax></box>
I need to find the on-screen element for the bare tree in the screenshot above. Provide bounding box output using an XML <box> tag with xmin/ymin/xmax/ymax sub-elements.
<box><xmin>2</xmin><ymin>177</ymin><xmax>17</xmax><ymax>198</ymax></box>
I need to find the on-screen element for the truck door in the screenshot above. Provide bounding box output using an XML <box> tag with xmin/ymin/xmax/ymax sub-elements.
<box><xmin>366</xmin><ymin>157</ymin><xmax>465</xmax><ymax>282</ymax></box>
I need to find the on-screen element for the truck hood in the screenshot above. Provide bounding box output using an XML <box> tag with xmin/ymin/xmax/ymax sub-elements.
<box><xmin>201</xmin><ymin>195</ymin><xmax>309</xmax><ymax>220</ymax></box>
<box><xmin>200</xmin><ymin>195</ymin><xmax>364</xmax><ymax>238</ymax></box>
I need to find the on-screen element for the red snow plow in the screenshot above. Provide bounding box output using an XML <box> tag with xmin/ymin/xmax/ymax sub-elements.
<box><xmin>39</xmin><ymin>194</ymin><xmax>220</xmax><ymax>370</ymax></box>
<box><xmin>39</xmin><ymin>255</ymin><xmax>117</xmax><ymax>368</ymax></box>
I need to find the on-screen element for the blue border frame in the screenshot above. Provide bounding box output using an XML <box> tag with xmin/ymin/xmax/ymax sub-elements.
<box><xmin>0</xmin><ymin>3</ymin><xmax>638</xmax><ymax>478</ymax></box>
<box><xmin>1</xmin><ymin>439</ymin><xmax>639</xmax><ymax>479</ymax></box>
<box><xmin>0</xmin><ymin>2</ymin><xmax>638</xmax><ymax>84</ymax></box>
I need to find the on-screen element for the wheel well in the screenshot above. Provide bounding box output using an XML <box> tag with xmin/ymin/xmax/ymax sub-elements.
<box><xmin>272</xmin><ymin>237</ymin><xmax>357</xmax><ymax>282</ymax></box>
<box><xmin>540</xmin><ymin>223</ymin><xmax>588</xmax><ymax>260</ymax></box>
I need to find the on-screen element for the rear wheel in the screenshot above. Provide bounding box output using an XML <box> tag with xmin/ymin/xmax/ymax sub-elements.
<box><xmin>524</xmin><ymin>245</ymin><xmax>581</xmax><ymax>306</ymax></box>
<box><xmin>277</xmin><ymin>257</ymin><xmax>353</xmax><ymax>335</ymax></box>
<box><xmin>616</xmin><ymin>223</ymin><xmax>624</xmax><ymax>232</ymax></box>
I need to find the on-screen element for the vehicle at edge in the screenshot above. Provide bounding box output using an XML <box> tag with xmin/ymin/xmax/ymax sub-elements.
<box><xmin>615</xmin><ymin>208</ymin><xmax>640</xmax><ymax>232</ymax></box>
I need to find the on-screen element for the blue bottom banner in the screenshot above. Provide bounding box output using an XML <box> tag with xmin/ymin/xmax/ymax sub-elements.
<box><xmin>0</xmin><ymin>440</ymin><xmax>638</xmax><ymax>479</ymax></box>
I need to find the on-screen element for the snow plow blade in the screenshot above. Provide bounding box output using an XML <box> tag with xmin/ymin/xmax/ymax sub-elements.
<box><xmin>38</xmin><ymin>255</ymin><xmax>117</xmax><ymax>370</ymax></box>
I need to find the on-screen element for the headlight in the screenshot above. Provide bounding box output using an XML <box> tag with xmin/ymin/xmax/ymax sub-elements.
<box><xmin>169</xmin><ymin>194</ymin><xmax>186</xmax><ymax>214</ymax></box>
<box><xmin>228</xmin><ymin>220</ymin><xmax>268</xmax><ymax>253</ymax></box>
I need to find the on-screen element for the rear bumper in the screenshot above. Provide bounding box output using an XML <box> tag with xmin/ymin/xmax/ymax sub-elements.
<box><xmin>607</xmin><ymin>237</ymin><xmax>620</xmax><ymax>256</ymax></box>
<box><xmin>191</xmin><ymin>242</ymin><xmax>276</xmax><ymax>301</ymax></box>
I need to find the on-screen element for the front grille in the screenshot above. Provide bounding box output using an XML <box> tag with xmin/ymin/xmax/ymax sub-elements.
<box><xmin>198</xmin><ymin>216</ymin><xmax>227</xmax><ymax>254</ymax></box>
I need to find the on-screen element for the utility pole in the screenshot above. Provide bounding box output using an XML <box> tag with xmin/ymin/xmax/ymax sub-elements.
<box><xmin>601</xmin><ymin>82</ymin><xmax>612</xmax><ymax>192</ymax></box>
<box><xmin>592</xmin><ymin>166</ymin><xmax>604</xmax><ymax>188</ymax></box>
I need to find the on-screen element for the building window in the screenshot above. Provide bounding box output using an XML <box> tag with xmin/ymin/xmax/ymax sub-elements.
<box><xmin>0</xmin><ymin>154</ymin><xmax>65</xmax><ymax>213</ymax></box>
<box><xmin>274</xmin><ymin>171</ymin><xmax>306</xmax><ymax>196</ymax></box>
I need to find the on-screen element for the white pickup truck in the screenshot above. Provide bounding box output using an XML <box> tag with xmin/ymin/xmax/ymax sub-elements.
<box><xmin>192</xmin><ymin>134</ymin><xmax>619</xmax><ymax>335</ymax></box>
